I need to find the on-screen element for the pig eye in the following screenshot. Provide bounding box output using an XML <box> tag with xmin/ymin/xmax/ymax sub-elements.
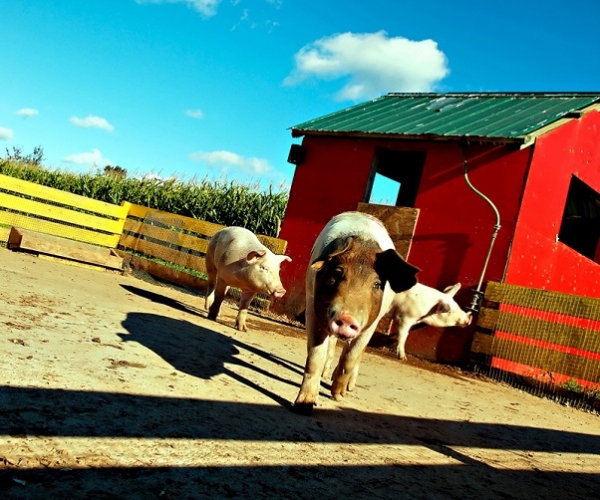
<box><xmin>373</xmin><ymin>280</ymin><xmax>382</xmax><ymax>291</ymax></box>
<box><xmin>325</xmin><ymin>267</ymin><xmax>343</xmax><ymax>286</ymax></box>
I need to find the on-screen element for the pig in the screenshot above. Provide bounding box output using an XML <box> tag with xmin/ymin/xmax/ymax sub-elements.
<box><xmin>387</xmin><ymin>283</ymin><xmax>473</xmax><ymax>360</ymax></box>
<box><xmin>205</xmin><ymin>226</ymin><xmax>291</xmax><ymax>332</ymax></box>
<box><xmin>322</xmin><ymin>283</ymin><xmax>473</xmax><ymax>395</ymax></box>
<box><xmin>293</xmin><ymin>211</ymin><xmax>420</xmax><ymax>415</ymax></box>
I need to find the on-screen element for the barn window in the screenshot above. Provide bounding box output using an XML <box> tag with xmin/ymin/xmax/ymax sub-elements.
<box><xmin>365</xmin><ymin>149</ymin><xmax>426</xmax><ymax>207</ymax></box>
<box><xmin>558</xmin><ymin>176</ymin><xmax>600</xmax><ymax>263</ymax></box>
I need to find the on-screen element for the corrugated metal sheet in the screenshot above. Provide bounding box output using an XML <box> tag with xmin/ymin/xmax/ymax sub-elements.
<box><xmin>290</xmin><ymin>92</ymin><xmax>600</xmax><ymax>142</ymax></box>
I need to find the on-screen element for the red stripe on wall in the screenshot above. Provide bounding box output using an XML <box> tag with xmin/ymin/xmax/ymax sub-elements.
<box><xmin>490</xmin><ymin>357</ymin><xmax>600</xmax><ymax>391</ymax></box>
<box><xmin>500</xmin><ymin>303</ymin><xmax>600</xmax><ymax>331</ymax></box>
<box><xmin>495</xmin><ymin>330</ymin><xmax>600</xmax><ymax>361</ymax></box>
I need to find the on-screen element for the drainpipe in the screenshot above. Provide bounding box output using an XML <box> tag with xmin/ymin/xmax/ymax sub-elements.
<box><xmin>461</xmin><ymin>144</ymin><xmax>501</xmax><ymax>314</ymax></box>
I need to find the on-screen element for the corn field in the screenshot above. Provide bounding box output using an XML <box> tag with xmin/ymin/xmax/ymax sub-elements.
<box><xmin>0</xmin><ymin>160</ymin><xmax>289</xmax><ymax>237</ymax></box>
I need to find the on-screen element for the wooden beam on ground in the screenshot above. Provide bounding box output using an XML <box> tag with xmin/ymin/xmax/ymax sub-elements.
<box><xmin>7</xmin><ymin>227</ymin><xmax>123</xmax><ymax>271</ymax></box>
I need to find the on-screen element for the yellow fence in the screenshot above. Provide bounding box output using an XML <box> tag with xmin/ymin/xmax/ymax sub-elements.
<box><xmin>0</xmin><ymin>174</ymin><xmax>130</xmax><ymax>248</ymax></box>
<box><xmin>117</xmin><ymin>203</ymin><xmax>288</xmax><ymax>299</ymax></box>
<box><xmin>0</xmin><ymin>174</ymin><xmax>288</xmax><ymax>309</ymax></box>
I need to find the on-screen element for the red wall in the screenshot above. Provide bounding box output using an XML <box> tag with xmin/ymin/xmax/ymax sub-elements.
<box><xmin>505</xmin><ymin>110</ymin><xmax>600</xmax><ymax>297</ymax></box>
<box><xmin>277</xmin><ymin>134</ymin><xmax>534</xmax><ymax>363</ymax></box>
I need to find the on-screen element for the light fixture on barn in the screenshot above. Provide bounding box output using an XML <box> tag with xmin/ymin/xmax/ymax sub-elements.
<box><xmin>460</xmin><ymin>143</ymin><xmax>502</xmax><ymax>314</ymax></box>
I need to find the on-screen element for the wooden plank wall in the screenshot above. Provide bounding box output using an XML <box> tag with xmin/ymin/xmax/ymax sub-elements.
<box><xmin>357</xmin><ymin>202</ymin><xmax>420</xmax><ymax>333</ymax></box>
<box><xmin>356</xmin><ymin>202</ymin><xmax>419</xmax><ymax>260</ymax></box>
<box><xmin>0</xmin><ymin>173</ymin><xmax>131</xmax><ymax>248</ymax></box>
<box><xmin>471</xmin><ymin>281</ymin><xmax>600</xmax><ymax>396</ymax></box>
<box><xmin>117</xmin><ymin>203</ymin><xmax>288</xmax><ymax>302</ymax></box>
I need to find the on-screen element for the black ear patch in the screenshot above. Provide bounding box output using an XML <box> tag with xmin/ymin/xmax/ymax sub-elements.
<box><xmin>374</xmin><ymin>249</ymin><xmax>420</xmax><ymax>293</ymax></box>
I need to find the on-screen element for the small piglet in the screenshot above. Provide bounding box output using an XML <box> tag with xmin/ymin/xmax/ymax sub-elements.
<box><xmin>387</xmin><ymin>283</ymin><xmax>472</xmax><ymax>360</ymax></box>
<box><xmin>205</xmin><ymin>226</ymin><xmax>291</xmax><ymax>332</ymax></box>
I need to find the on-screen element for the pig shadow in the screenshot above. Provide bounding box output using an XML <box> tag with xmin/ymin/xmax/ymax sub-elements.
<box><xmin>118</xmin><ymin>312</ymin><xmax>304</xmax><ymax>408</ymax></box>
<box><xmin>120</xmin><ymin>284</ymin><xmax>205</xmax><ymax>317</ymax></box>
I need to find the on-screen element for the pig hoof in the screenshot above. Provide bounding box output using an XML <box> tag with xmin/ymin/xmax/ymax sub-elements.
<box><xmin>292</xmin><ymin>402</ymin><xmax>314</xmax><ymax>416</ymax></box>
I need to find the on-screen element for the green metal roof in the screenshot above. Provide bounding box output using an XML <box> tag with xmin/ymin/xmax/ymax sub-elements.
<box><xmin>290</xmin><ymin>92</ymin><xmax>600</xmax><ymax>144</ymax></box>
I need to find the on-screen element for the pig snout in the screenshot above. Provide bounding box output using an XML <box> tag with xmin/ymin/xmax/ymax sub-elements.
<box><xmin>460</xmin><ymin>312</ymin><xmax>473</xmax><ymax>327</ymax></box>
<box><xmin>329</xmin><ymin>312</ymin><xmax>361</xmax><ymax>339</ymax></box>
<box><xmin>271</xmin><ymin>287</ymin><xmax>286</xmax><ymax>299</ymax></box>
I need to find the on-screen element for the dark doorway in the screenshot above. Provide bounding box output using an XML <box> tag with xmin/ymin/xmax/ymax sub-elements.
<box><xmin>365</xmin><ymin>149</ymin><xmax>426</xmax><ymax>207</ymax></box>
<box><xmin>558</xmin><ymin>175</ymin><xmax>600</xmax><ymax>262</ymax></box>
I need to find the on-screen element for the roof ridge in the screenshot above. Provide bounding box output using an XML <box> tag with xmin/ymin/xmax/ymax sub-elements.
<box><xmin>386</xmin><ymin>92</ymin><xmax>600</xmax><ymax>98</ymax></box>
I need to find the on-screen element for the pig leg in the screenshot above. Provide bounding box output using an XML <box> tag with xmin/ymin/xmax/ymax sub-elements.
<box><xmin>235</xmin><ymin>290</ymin><xmax>256</xmax><ymax>332</ymax></box>
<box><xmin>294</xmin><ymin>308</ymin><xmax>330</xmax><ymax>415</ymax></box>
<box><xmin>321</xmin><ymin>334</ymin><xmax>338</xmax><ymax>380</ymax></box>
<box><xmin>205</xmin><ymin>266</ymin><xmax>217</xmax><ymax>311</ymax></box>
<box><xmin>330</xmin><ymin>326</ymin><xmax>375</xmax><ymax>400</ymax></box>
<box><xmin>347</xmin><ymin>347</ymin><xmax>365</xmax><ymax>392</ymax></box>
<box><xmin>394</xmin><ymin>321</ymin><xmax>412</xmax><ymax>360</ymax></box>
<box><xmin>207</xmin><ymin>279</ymin><xmax>228</xmax><ymax>321</ymax></box>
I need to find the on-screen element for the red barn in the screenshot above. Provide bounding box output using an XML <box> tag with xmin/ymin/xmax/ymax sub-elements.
<box><xmin>278</xmin><ymin>92</ymin><xmax>600</xmax><ymax>364</ymax></box>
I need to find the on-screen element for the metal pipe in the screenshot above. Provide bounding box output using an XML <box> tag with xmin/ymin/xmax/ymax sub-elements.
<box><xmin>461</xmin><ymin>144</ymin><xmax>501</xmax><ymax>313</ymax></box>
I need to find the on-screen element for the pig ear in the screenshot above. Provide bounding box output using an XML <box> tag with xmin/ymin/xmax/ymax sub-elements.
<box><xmin>246</xmin><ymin>250</ymin><xmax>267</xmax><ymax>263</ymax></box>
<box><xmin>374</xmin><ymin>249</ymin><xmax>420</xmax><ymax>293</ymax></box>
<box><xmin>279</xmin><ymin>255</ymin><xmax>292</xmax><ymax>264</ymax></box>
<box><xmin>443</xmin><ymin>283</ymin><xmax>461</xmax><ymax>297</ymax></box>
<box><xmin>310</xmin><ymin>236</ymin><xmax>353</xmax><ymax>271</ymax></box>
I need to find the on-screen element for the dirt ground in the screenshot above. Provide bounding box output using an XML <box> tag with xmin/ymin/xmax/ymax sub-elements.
<box><xmin>0</xmin><ymin>248</ymin><xmax>599</xmax><ymax>500</ymax></box>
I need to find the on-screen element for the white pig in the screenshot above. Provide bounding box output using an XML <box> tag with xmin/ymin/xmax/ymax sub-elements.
<box><xmin>387</xmin><ymin>283</ymin><xmax>473</xmax><ymax>360</ymax></box>
<box><xmin>205</xmin><ymin>226</ymin><xmax>291</xmax><ymax>332</ymax></box>
<box><xmin>293</xmin><ymin>212</ymin><xmax>420</xmax><ymax>415</ymax></box>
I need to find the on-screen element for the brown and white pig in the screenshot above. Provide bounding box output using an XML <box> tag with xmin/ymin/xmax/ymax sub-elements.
<box><xmin>386</xmin><ymin>283</ymin><xmax>473</xmax><ymax>360</ymax></box>
<box><xmin>205</xmin><ymin>226</ymin><xmax>291</xmax><ymax>332</ymax></box>
<box><xmin>293</xmin><ymin>211</ymin><xmax>420</xmax><ymax>415</ymax></box>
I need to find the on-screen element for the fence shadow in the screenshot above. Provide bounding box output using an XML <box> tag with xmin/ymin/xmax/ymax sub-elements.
<box><xmin>1</xmin><ymin>384</ymin><xmax>599</xmax><ymax>499</ymax></box>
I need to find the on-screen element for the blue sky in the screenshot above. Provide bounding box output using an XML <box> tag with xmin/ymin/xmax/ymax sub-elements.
<box><xmin>1</xmin><ymin>0</ymin><xmax>599</xmax><ymax>195</ymax></box>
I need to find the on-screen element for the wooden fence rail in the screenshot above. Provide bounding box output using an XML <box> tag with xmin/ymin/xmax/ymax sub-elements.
<box><xmin>471</xmin><ymin>281</ymin><xmax>600</xmax><ymax>399</ymax></box>
<box><xmin>117</xmin><ymin>203</ymin><xmax>288</xmax><ymax>305</ymax></box>
<box><xmin>0</xmin><ymin>173</ymin><xmax>130</xmax><ymax>248</ymax></box>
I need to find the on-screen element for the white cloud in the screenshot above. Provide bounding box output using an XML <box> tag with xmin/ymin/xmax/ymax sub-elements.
<box><xmin>0</xmin><ymin>127</ymin><xmax>14</xmax><ymax>140</ymax></box>
<box><xmin>284</xmin><ymin>31</ymin><xmax>449</xmax><ymax>101</ymax></box>
<box><xmin>69</xmin><ymin>115</ymin><xmax>114</xmax><ymax>132</ymax></box>
<box><xmin>135</xmin><ymin>0</ymin><xmax>221</xmax><ymax>17</ymax></box>
<box><xmin>16</xmin><ymin>108</ymin><xmax>39</xmax><ymax>118</ymax></box>
<box><xmin>63</xmin><ymin>149</ymin><xmax>113</xmax><ymax>168</ymax></box>
<box><xmin>186</xmin><ymin>109</ymin><xmax>204</xmax><ymax>119</ymax></box>
<box><xmin>189</xmin><ymin>150</ymin><xmax>271</xmax><ymax>175</ymax></box>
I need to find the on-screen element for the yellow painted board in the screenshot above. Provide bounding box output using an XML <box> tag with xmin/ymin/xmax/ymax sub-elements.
<box><xmin>0</xmin><ymin>192</ymin><xmax>126</xmax><ymax>234</ymax></box>
<box><xmin>485</xmin><ymin>281</ymin><xmax>600</xmax><ymax>321</ymax></box>
<box><xmin>0</xmin><ymin>174</ymin><xmax>129</xmax><ymax>219</ymax></box>
<box><xmin>0</xmin><ymin>212</ymin><xmax>120</xmax><ymax>248</ymax></box>
<box><xmin>0</xmin><ymin>225</ymin><xmax>10</xmax><ymax>243</ymax></box>
<box><xmin>256</xmin><ymin>234</ymin><xmax>288</xmax><ymax>255</ymax></box>
<box><xmin>122</xmin><ymin>219</ymin><xmax>210</xmax><ymax>253</ymax></box>
<box><xmin>119</xmin><ymin>233</ymin><xmax>207</xmax><ymax>273</ymax></box>
<box><xmin>127</xmin><ymin>204</ymin><xmax>225</xmax><ymax>237</ymax></box>
<box><xmin>126</xmin><ymin>204</ymin><xmax>287</xmax><ymax>253</ymax></box>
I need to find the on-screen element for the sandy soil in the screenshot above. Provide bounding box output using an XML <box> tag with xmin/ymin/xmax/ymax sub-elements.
<box><xmin>0</xmin><ymin>248</ymin><xmax>599</xmax><ymax>499</ymax></box>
